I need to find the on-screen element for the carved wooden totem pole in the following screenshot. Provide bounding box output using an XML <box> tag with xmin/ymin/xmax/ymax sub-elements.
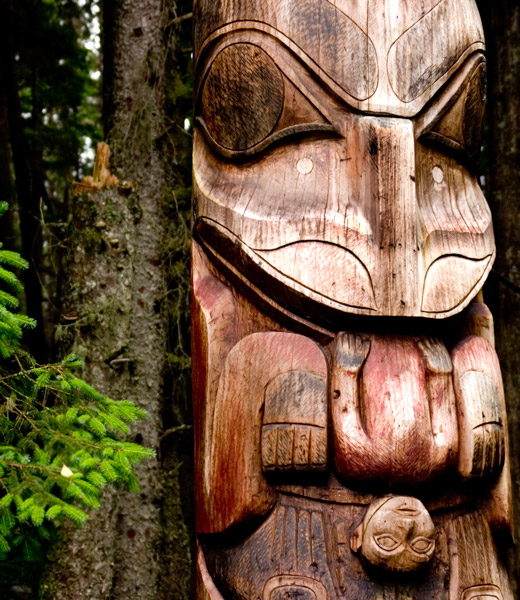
<box><xmin>191</xmin><ymin>1</ymin><xmax>514</xmax><ymax>598</ymax></box>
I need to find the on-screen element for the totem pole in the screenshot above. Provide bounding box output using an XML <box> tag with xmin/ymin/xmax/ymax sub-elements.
<box><xmin>191</xmin><ymin>1</ymin><xmax>514</xmax><ymax>598</ymax></box>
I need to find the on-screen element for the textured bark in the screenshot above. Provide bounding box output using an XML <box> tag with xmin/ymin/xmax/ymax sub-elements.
<box><xmin>39</xmin><ymin>0</ymin><xmax>192</xmax><ymax>598</ymax></box>
<box><xmin>478</xmin><ymin>0</ymin><xmax>520</xmax><ymax>593</ymax></box>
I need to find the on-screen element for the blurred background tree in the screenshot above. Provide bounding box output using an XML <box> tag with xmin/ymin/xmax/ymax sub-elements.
<box><xmin>0</xmin><ymin>0</ymin><xmax>103</xmax><ymax>364</ymax></box>
<box><xmin>0</xmin><ymin>0</ymin><xmax>193</xmax><ymax>598</ymax></box>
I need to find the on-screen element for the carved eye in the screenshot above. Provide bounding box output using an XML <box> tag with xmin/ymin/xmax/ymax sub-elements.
<box><xmin>201</xmin><ymin>43</ymin><xmax>285</xmax><ymax>151</ymax></box>
<box><xmin>374</xmin><ymin>534</ymin><xmax>401</xmax><ymax>552</ymax></box>
<box><xmin>197</xmin><ymin>42</ymin><xmax>337</xmax><ymax>159</ymax></box>
<box><xmin>420</xmin><ymin>59</ymin><xmax>487</xmax><ymax>163</ymax></box>
<box><xmin>410</xmin><ymin>537</ymin><xmax>434</xmax><ymax>554</ymax></box>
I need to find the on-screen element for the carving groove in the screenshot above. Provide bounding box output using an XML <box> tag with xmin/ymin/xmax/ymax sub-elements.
<box><xmin>195</xmin><ymin>0</ymin><xmax>379</xmax><ymax>101</ymax></box>
<box><xmin>388</xmin><ymin>0</ymin><xmax>484</xmax><ymax>102</ymax></box>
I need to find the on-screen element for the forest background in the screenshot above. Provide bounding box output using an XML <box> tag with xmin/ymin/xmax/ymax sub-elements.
<box><xmin>0</xmin><ymin>0</ymin><xmax>518</xmax><ymax>599</ymax></box>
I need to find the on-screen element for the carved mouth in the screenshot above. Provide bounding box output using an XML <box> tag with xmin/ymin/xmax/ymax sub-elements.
<box><xmin>422</xmin><ymin>254</ymin><xmax>494</xmax><ymax>312</ymax></box>
<box><xmin>195</xmin><ymin>217</ymin><xmax>378</xmax><ymax>314</ymax></box>
<box><xmin>195</xmin><ymin>218</ymin><xmax>494</xmax><ymax>320</ymax></box>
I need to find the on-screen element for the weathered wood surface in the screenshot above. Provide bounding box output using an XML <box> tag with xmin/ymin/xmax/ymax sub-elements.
<box><xmin>193</xmin><ymin>0</ymin><xmax>493</xmax><ymax>321</ymax></box>
<box><xmin>191</xmin><ymin>0</ymin><xmax>514</xmax><ymax>598</ymax></box>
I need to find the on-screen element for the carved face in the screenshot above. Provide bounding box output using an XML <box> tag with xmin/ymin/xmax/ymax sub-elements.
<box><xmin>193</xmin><ymin>0</ymin><xmax>492</xmax><ymax>322</ymax></box>
<box><xmin>352</xmin><ymin>496</ymin><xmax>436</xmax><ymax>573</ymax></box>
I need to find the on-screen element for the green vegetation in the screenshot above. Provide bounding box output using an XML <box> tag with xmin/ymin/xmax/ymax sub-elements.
<box><xmin>0</xmin><ymin>0</ymin><xmax>194</xmax><ymax>594</ymax></box>
<box><xmin>0</xmin><ymin>201</ymin><xmax>153</xmax><ymax>564</ymax></box>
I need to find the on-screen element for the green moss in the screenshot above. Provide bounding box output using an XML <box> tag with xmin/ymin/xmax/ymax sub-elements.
<box><xmin>167</xmin><ymin>353</ymin><xmax>191</xmax><ymax>372</ymax></box>
<box><xmin>101</xmin><ymin>196</ymin><xmax>124</xmax><ymax>225</ymax></box>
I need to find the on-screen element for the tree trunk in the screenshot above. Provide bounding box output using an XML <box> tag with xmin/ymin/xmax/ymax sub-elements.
<box><xmin>39</xmin><ymin>0</ymin><xmax>192</xmax><ymax>598</ymax></box>
<box><xmin>1</xmin><ymin>0</ymin><xmax>47</xmax><ymax>361</ymax></box>
<box><xmin>478</xmin><ymin>0</ymin><xmax>520</xmax><ymax>593</ymax></box>
<box><xmin>0</xmin><ymin>49</ymin><xmax>15</xmax><ymax>251</ymax></box>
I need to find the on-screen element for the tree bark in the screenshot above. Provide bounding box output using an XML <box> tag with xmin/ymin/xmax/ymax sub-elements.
<box><xmin>478</xmin><ymin>0</ymin><xmax>520</xmax><ymax>593</ymax></box>
<box><xmin>39</xmin><ymin>0</ymin><xmax>193</xmax><ymax>597</ymax></box>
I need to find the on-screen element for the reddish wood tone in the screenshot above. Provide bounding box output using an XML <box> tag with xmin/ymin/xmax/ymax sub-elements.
<box><xmin>191</xmin><ymin>0</ymin><xmax>514</xmax><ymax>598</ymax></box>
<box><xmin>331</xmin><ymin>334</ymin><xmax>458</xmax><ymax>488</ymax></box>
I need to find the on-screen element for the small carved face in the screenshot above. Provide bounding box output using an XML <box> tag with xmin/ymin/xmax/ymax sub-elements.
<box><xmin>351</xmin><ymin>496</ymin><xmax>436</xmax><ymax>573</ymax></box>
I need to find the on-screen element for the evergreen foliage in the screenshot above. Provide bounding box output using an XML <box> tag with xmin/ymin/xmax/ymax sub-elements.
<box><xmin>0</xmin><ymin>202</ymin><xmax>154</xmax><ymax>562</ymax></box>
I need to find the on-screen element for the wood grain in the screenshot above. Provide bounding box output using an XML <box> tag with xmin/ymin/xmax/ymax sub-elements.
<box><xmin>194</xmin><ymin>0</ymin><xmax>484</xmax><ymax>116</ymax></box>
<box><xmin>194</xmin><ymin>18</ymin><xmax>493</xmax><ymax>318</ymax></box>
<box><xmin>331</xmin><ymin>333</ymin><xmax>459</xmax><ymax>488</ymax></box>
<box><xmin>202</xmin><ymin>44</ymin><xmax>284</xmax><ymax>151</ymax></box>
<box><xmin>192</xmin><ymin>0</ymin><xmax>513</xmax><ymax>597</ymax></box>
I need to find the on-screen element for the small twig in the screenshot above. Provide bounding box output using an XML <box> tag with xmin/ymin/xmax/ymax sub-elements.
<box><xmin>5</xmin><ymin>461</ymin><xmax>55</xmax><ymax>473</ymax></box>
<box><xmin>161</xmin><ymin>424</ymin><xmax>192</xmax><ymax>440</ymax></box>
<box><xmin>168</xmin><ymin>12</ymin><xmax>192</xmax><ymax>26</ymax></box>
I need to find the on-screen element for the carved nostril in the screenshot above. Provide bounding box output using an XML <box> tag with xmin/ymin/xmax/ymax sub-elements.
<box><xmin>396</xmin><ymin>503</ymin><xmax>420</xmax><ymax>516</ymax></box>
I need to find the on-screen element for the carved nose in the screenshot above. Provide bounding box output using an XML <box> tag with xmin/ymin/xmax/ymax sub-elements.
<box><xmin>357</xmin><ymin>116</ymin><xmax>419</xmax><ymax>316</ymax></box>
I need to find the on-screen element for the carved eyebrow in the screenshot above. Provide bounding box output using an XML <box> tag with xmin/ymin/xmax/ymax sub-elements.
<box><xmin>387</xmin><ymin>0</ymin><xmax>485</xmax><ymax>103</ymax></box>
<box><xmin>414</xmin><ymin>52</ymin><xmax>486</xmax><ymax>142</ymax></box>
<box><xmin>195</xmin><ymin>0</ymin><xmax>378</xmax><ymax>102</ymax></box>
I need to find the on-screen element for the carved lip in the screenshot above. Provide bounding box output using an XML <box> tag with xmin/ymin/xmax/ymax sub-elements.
<box><xmin>255</xmin><ymin>241</ymin><xmax>377</xmax><ymax>310</ymax></box>
<box><xmin>421</xmin><ymin>254</ymin><xmax>494</xmax><ymax>313</ymax></box>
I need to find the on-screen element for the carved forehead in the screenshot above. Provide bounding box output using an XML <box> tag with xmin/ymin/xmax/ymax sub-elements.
<box><xmin>195</xmin><ymin>0</ymin><xmax>378</xmax><ymax>101</ymax></box>
<box><xmin>194</xmin><ymin>0</ymin><xmax>485</xmax><ymax>115</ymax></box>
<box><xmin>387</xmin><ymin>0</ymin><xmax>485</xmax><ymax>103</ymax></box>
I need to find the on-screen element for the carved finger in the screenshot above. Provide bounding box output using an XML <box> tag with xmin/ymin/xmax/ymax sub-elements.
<box><xmin>468</xmin><ymin>423</ymin><xmax>505</xmax><ymax>480</ymax></box>
<box><xmin>261</xmin><ymin>423</ymin><xmax>327</xmax><ymax>472</ymax></box>
<box><xmin>417</xmin><ymin>338</ymin><xmax>452</xmax><ymax>373</ymax></box>
<box><xmin>334</xmin><ymin>332</ymin><xmax>371</xmax><ymax>373</ymax></box>
<box><xmin>457</xmin><ymin>370</ymin><xmax>506</xmax><ymax>480</ymax></box>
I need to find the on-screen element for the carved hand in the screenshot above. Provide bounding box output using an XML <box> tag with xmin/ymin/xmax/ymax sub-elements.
<box><xmin>452</xmin><ymin>335</ymin><xmax>506</xmax><ymax>481</ymax></box>
<box><xmin>261</xmin><ymin>370</ymin><xmax>328</xmax><ymax>473</ymax></box>
<box><xmin>331</xmin><ymin>333</ymin><xmax>459</xmax><ymax>487</ymax></box>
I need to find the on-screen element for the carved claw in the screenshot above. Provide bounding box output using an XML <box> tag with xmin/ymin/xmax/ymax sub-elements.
<box><xmin>417</xmin><ymin>337</ymin><xmax>452</xmax><ymax>374</ymax></box>
<box><xmin>334</xmin><ymin>332</ymin><xmax>371</xmax><ymax>373</ymax></box>
<box><xmin>468</xmin><ymin>423</ymin><xmax>505</xmax><ymax>480</ymax></box>
<box><xmin>261</xmin><ymin>423</ymin><xmax>327</xmax><ymax>472</ymax></box>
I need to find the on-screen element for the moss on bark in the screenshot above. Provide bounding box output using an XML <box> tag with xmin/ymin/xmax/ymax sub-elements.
<box><xmin>39</xmin><ymin>0</ymin><xmax>193</xmax><ymax>597</ymax></box>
